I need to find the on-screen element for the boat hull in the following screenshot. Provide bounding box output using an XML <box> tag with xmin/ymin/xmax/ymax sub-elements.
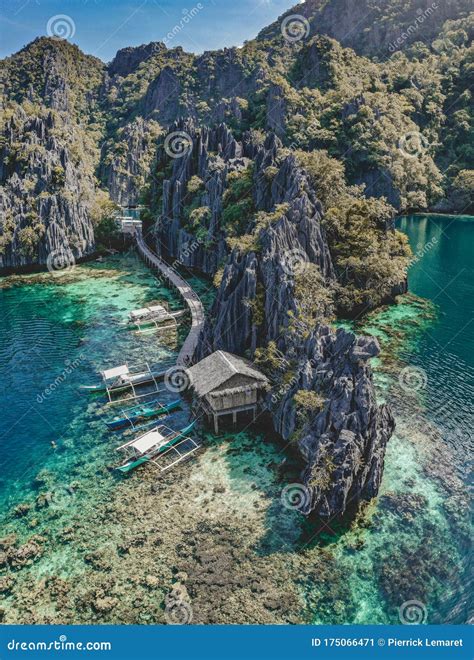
<box><xmin>106</xmin><ymin>399</ymin><xmax>181</xmax><ymax>430</ymax></box>
<box><xmin>116</xmin><ymin>456</ymin><xmax>150</xmax><ymax>473</ymax></box>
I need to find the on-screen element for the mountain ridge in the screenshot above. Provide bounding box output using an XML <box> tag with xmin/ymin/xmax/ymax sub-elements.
<box><xmin>1</xmin><ymin>0</ymin><xmax>471</xmax><ymax>271</ymax></box>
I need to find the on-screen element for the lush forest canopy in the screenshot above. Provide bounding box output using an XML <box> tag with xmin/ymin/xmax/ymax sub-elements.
<box><xmin>0</xmin><ymin>0</ymin><xmax>472</xmax><ymax>281</ymax></box>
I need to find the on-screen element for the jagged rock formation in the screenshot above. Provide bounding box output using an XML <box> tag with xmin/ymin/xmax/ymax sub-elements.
<box><xmin>108</xmin><ymin>42</ymin><xmax>167</xmax><ymax>78</ymax></box>
<box><xmin>147</xmin><ymin>117</ymin><xmax>411</xmax><ymax>516</ymax></box>
<box><xmin>144</xmin><ymin>67</ymin><xmax>183</xmax><ymax>123</ymax></box>
<box><xmin>166</xmin><ymin>126</ymin><xmax>397</xmax><ymax>518</ymax></box>
<box><xmin>0</xmin><ymin>107</ymin><xmax>95</xmax><ymax>269</ymax></box>
<box><xmin>155</xmin><ymin>121</ymin><xmax>245</xmax><ymax>275</ymax></box>
<box><xmin>100</xmin><ymin>118</ymin><xmax>162</xmax><ymax>207</ymax></box>
<box><xmin>0</xmin><ymin>38</ymin><xmax>103</xmax><ymax>269</ymax></box>
<box><xmin>270</xmin><ymin>329</ymin><xmax>394</xmax><ymax>517</ymax></box>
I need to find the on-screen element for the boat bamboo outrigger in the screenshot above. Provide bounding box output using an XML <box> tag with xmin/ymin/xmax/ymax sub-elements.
<box><xmin>127</xmin><ymin>304</ymin><xmax>186</xmax><ymax>333</ymax></box>
<box><xmin>115</xmin><ymin>421</ymin><xmax>198</xmax><ymax>473</ymax></box>
<box><xmin>80</xmin><ymin>362</ymin><xmax>173</xmax><ymax>402</ymax></box>
<box><xmin>106</xmin><ymin>398</ymin><xmax>181</xmax><ymax>431</ymax></box>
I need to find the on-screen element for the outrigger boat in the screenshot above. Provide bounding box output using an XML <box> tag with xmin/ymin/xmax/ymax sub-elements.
<box><xmin>106</xmin><ymin>398</ymin><xmax>181</xmax><ymax>431</ymax></box>
<box><xmin>127</xmin><ymin>304</ymin><xmax>186</xmax><ymax>333</ymax></box>
<box><xmin>79</xmin><ymin>363</ymin><xmax>172</xmax><ymax>398</ymax></box>
<box><xmin>115</xmin><ymin>421</ymin><xmax>196</xmax><ymax>473</ymax></box>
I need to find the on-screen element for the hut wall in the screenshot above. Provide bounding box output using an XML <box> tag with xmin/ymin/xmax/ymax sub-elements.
<box><xmin>206</xmin><ymin>388</ymin><xmax>258</xmax><ymax>412</ymax></box>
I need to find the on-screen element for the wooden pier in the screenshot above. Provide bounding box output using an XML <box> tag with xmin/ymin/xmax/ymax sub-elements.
<box><xmin>135</xmin><ymin>231</ymin><xmax>205</xmax><ymax>366</ymax></box>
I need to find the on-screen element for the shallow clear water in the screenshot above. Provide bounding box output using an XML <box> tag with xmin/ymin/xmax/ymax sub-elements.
<box><xmin>0</xmin><ymin>254</ymin><xmax>186</xmax><ymax>512</ymax></box>
<box><xmin>0</xmin><ymin>216</ymin><xmax>471</xmax><ymax>625</ymax></box>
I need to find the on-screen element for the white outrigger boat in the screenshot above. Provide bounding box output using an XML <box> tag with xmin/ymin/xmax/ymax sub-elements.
<box><xmin>127</xmin><ymin>304</ymin><xmax>186</xmax><ymax>333</ymax></box>
<box><xmin>79</xmin><ymin>363</ymin><xmax>173</xmax><ymax>401</ymax></box>
<box><xmin>115</xmin><ymin>421</ymin><xmax>198</xmax><ymax>473</ymax></box>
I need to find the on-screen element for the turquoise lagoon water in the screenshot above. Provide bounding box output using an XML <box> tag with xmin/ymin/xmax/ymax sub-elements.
<box><xmin>396</xmin><ymin>215</ymin><xmax>474</xmax><ymax>469</ymax></box>
<box><xmin>0</xmin><ymin>254</ymin><xmax>189</xmax><ymax>512</ymax></box>
<box><xmin>0</xmin><ymin>216</ymin><xmax>472</xmax><ymax>624</ymax></box>
<box><xmin>341</xmin><ymin>213</ymin><xmax>473</xmax><ymax>624</ymax></box>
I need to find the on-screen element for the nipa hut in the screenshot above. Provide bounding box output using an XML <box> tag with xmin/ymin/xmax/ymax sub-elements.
<box><xmin>187</xmin><ymin>350</ymin><xmax>269</xmax><ymax>433</ymax></box>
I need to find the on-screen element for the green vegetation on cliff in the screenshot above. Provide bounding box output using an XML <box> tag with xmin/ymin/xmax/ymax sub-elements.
<box><xmin>0</xmin><ymin>0</ymin><xmax>472</xmax><ymax>271</ymax></box>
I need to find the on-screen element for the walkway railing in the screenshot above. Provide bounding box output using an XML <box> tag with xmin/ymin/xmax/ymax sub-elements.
<box><xmin>135</xmin><ymin>230</ymin><xmax>205</xmax><ymax>366</ymax></box>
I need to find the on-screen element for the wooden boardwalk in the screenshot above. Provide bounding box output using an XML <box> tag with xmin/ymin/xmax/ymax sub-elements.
<box><xmin>135</xmin><ymin>231</ymin><xmax>205</xmax><ymax>366</ymax></box>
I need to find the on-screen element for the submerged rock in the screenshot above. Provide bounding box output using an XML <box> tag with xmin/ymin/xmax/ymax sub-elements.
<box><xmin>93</xmin><ymin>597</ymin><xmax>118</xmax><ymax>614</ymax></box>
<box><xmin>7</xmin><ymin>538</ymin><xmax>44</xmax><ymax>569</ymax></box>
<box><xmin>13</xmin><ymin>503</ymin><xmax>31</xmax><ymax>518</ymax></box>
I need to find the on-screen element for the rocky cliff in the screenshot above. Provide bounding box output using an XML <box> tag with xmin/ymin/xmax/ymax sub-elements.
<box><xmin>99</xmin><ymin>118</ymin><xmax>162</xmax><ymax>207</ymax></box>
<box><xmin>0</xmin><ymin>106</ymin><xmax>95</xmax><ymax>270</ymax></box>
<box><xmin>150</xmin><ymin>121</ymin><xmax>396</xmax><ymax>519</ymax></box>
<box><xmin>0</xmin><ymin>38</ymin><xmax>103</xmax><ymax>269</ymax></box>
<box><xmin>270</xmin><ymin>328</ymin><xmax>394</xmax><ymax>518</ymax></box>
<box><xmin>154</xmin><ymin>121</ymin><xmax>245</xmax><ymax>275</ymax></box>
<box><xmin>194</xmin><ymin>132</ymin><xmax>395</xmax><ymax>518</ymax></box>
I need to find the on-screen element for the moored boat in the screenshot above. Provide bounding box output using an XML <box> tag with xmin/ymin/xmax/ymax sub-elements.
<box><xmin>127</xmin><ymin>304</ymin><xmax>186</xmax><ymax>332</ymax></box>
<box><xmin>79</xmin><ymin>363</ymin><xmax>172</xmax><ymax>396</ymax></box>
<box><xmin>106</xmin><ymin>399</ymin><xmax>181</xmax><ymax>430</ymax></box>
<box><xmin>115</xmin><ymin>421</ymin><xmax>196</xmax><ymax>473</ymax></box>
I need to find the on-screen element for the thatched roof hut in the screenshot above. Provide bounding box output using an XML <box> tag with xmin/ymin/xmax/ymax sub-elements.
<box><xmin>187</xmin><ymin>351</ymin><xmax>269</xmax><ymax>432</ymax></box>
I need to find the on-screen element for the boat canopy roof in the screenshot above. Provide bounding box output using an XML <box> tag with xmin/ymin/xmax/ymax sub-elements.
<box><xmin>130</xmin><ymin>305</ymin><xmax>169</xmax><ymax>321</ymax></box>
<box><xmin>102</xmin><ymin>364</ymin><xmax>129</xmax><ymax>380</ymax></box>
<box><xmin>116</xmin><ymin>424</ymin><xmax>172</xmax><ymax>455</ymax></box>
